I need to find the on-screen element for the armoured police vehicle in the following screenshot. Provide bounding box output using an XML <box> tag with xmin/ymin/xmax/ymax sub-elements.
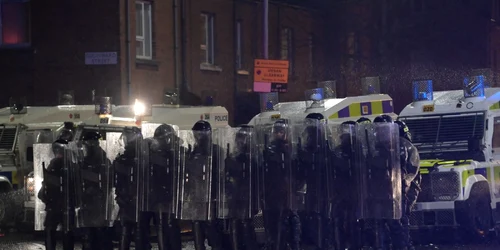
<box><xmin>398</xmin><ymin>77</ymin><xmax>500</xmax><ymax>239</ymax></box>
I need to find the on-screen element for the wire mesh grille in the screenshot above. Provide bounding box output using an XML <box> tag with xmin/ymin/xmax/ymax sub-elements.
<box><xmin>361</xmin><ymin>77</ymin><xmax>380</xmax><ymax>95</ymax></box>
<box><xmin>431</xmin><ymin>172</ymin><xmax>460</xmax><ymax>201</ymax></box>
<box><xmin>318</xmin><ymin>81</ymin><xmax>336</xmax><ymax>98</ymax></box>
<box><xmin>94</xmin><ymin>97</ymin><xmax>112</xmax><ymax>115</ymax></box>
<box><xmin>259</xmin><ymin>93</ymin><xmax>279</xmax><ymax>112</ymax></box>
<box><xmin>253</xmin><ymin>212</ymin><xmax>265</xmax><ymax>231</ymax></box>
<box><xmin>412</xmin><ymin>80</ymin><xmax>433</xmax><ymax>101</ymax></box>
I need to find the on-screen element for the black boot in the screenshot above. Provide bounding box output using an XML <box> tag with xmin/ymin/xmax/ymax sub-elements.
<box><xmin>168</xmin><ymin>215</ymin><xmax>182</xmax><ymax>250</ymax></box>
<box><xmin>157</xmin><ymin>212</ymin><xmax>169</xmax><ymax>250</ymax></box>
<box><xmin>288</xmin><ymin>212</ymin><xmax>302</xmax><ymax>250</ymax></box>
<box><xmin>62</xmin><ymin>231</ymin><xmax>74</xmax><ymax>250</ymax></box>
<box><xmin>193</xmin><ymin>221</ymin><xmax>207</xmax><ymax>250</ymax></box>
<box><xmin>230</xmin><ymin>219</ymin><xmax>241</xmax><ymax>250</ymax></box>
<box><xmin>82</xmin><ymin>228</ymin><xmax>97</xmax><ymax>250</ymax></box>
<box><xmin>119</xmin><ymin>222</ymin><xmax>134</xmax><ymax>250</ymax></box>
<box><xmin>136</xmin><ymin>213</ymin><xmax>152</xmax><ymax>250</ymax></box>
<box><xmin>243</xmin><ymin>219</ymin><xmax>258</xmax><ymax>250</ymax></box>
<box><xmin>44</xmin><ymin>229</ymin><xmax>57</xmax><ymax>250</ymax></box>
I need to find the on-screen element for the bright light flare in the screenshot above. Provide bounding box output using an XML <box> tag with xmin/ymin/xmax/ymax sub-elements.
<box><xmin>134</xmin><ymin>99</ymin><xmax>146</xmax><ymax>116</ymax></box>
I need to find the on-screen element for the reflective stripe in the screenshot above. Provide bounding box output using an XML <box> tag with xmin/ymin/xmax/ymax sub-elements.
<box><xmin>328</xmin><ymin>100</ymin><xmax>394</xmax><ymax>119</ymax></box>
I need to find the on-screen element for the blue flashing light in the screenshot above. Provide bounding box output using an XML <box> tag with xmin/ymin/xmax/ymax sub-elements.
<box><xmin>266</xmin><ymin>100</ymin><xmax>274</xmax><ymax>111</ymax></box>
<box><xmin>205</xmin><ymin>96</ymin><xmax>214</xmax><ymax>106</ymax></box>
<box><xmin>463</xmin><ymin>75</ymin><xmax>485</xmax><ymax>98</ymax></box>
<box><xmin>412</xmin><ymin>80</ymin><xmax>433</xmax><ymax>102</ymax></box>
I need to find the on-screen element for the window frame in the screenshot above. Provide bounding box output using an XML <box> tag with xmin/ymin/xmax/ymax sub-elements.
<box><xmin>136</xmin><ymin>0</ymin><xmax>153</xmax><ymax>60</ymax></box>
<box><xmin>236</xmin><ymin>20</ymin><xmax>243</xmax><ymax>69</ymax></box>
<box><xmin>200</xmin><ymin>12</ymin><xmax>215</xmax><ymax>65</ymax></box>
<box><xmin>280</xmin><ymin>27</ymin><xmax>294</xmax><ymax>75</ymax></box>
<box><xmin>492</xmin><ymin>117</ymin><xmax>500</xmax><ymax>152</ymax></box>
<box><xmin>0</xmin><ymin>0</ymin><xmax>31</xmax><ymax>48</ymax></box>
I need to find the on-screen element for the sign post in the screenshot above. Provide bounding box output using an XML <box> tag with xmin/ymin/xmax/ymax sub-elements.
<box><xmin>253</xmin><ymin>59</ymin><xmax>289</xmax><ymax>93</ymax></box>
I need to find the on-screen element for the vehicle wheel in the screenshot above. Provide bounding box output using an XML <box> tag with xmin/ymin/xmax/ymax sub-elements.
<box><xmin>466</xmin><ymin>184</ymin><xmax>494</xmax><ymax>242</ymax></box>
<box><xmin>0</xmin><ymin>198</ymin><xmax>5</xmax><ymax>224</ymax></box>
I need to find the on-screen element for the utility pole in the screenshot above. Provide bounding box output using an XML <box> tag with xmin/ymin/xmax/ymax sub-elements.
<box><xmin>260</xmin><ymin>0</ymin><xmax>276</xmax><ymax>108</ymax></box>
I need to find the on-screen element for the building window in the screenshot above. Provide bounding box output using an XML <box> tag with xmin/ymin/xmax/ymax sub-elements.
<box><xmin>0</xmin><ymin>0</ymin><xmax>30</xmax><ymax>46</ymax></box>
<box><xmin>308</xmin><ymin>34</ymin><xmax>314</xmax><ymax>75</ymax></box>
<box><xmin>136</xmin><ymin>1</ymin><xmax>152</xmax><ymax>60</ymax></box>
<box><xmin>280</xmin><ymin>27</ymin><xmax>293</xmax><ymax>73</ymax></box>
<box><xmin>201</xmin><ymin>13</ymin><xmax>215</xmax><ymax>65</ymax></box>
<box><xmin>236</xmin><ymin>20</ymin><xmax>242</xmax><ymax>69</ymax></box>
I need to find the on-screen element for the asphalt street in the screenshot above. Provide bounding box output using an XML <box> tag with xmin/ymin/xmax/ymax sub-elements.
<box><xmin>0</xmin><ymin>232</ymin><xmax>499</xmax><ymax>250</ymax></box>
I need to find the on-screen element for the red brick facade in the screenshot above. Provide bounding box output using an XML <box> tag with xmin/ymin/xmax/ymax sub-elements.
<box><xmin>0</xmin><ymin>0</ymin><xmax>324</xmax><ymax>125</ymax></box>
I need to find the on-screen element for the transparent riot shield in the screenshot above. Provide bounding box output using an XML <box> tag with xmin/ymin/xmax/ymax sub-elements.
<box><xmin>177</xmin><ymin>130</ymin><xmax>213</xmax><ymax>221</ymax></box>
<box><xmin>356</xmin><ymin>123</ymin><xmax>402</xmax><ymax>220</ymax></box>
<box><xmin>112</xmin><ymin>129</ymin><xmax>146</xmax><ymax>223</ymax></box>
<box><xmin>34</xmin><ymin>143</ymin><xmax>55</xmax><ymax>231</ymax></box>
<box><xmin>326</xmin><ymin>123</ymin><xmax>358</xmax><ymax>219</ymax></box>
<box><xmin>215</xmin><ymin>127</ymin><xmax>256</xmax><ymax>219</ymax></box>
<box><xmin>141</xmin><ymin>123</ymin><xmax>180</xmax><ymax>215</ymax></box>
<box><xmin>72</xmin><ymin>133</ymin><xmax>122</xmax><ymax>228</ymax></box>
<box><xmin>258</xmin><ymin>119</ymin><xmax>297</xmax><ymax>211</ymax></box>
<box><xmin>292</xmin><ymin>118</ymin><xmax>327</xmax><ymax>214</ymax></box>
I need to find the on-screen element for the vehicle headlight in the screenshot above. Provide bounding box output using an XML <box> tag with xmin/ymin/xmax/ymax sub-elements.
<box><xmin>431</xmin><ymin>171</ymin><xmax>460</xmax><ymax>201</ymax></box>
<box><xmin>134</xmin><ymin>99</ymin><xmax>146</xmax><ymax>116</ymax></box>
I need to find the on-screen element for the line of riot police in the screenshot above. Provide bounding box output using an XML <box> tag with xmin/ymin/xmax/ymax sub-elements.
<box><xmin>37</xmin><ymin>115</ymin><xmax>419</xmax><ymax>250</ymax></box>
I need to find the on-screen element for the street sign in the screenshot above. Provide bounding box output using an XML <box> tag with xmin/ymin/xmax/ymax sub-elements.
<box><xmin>85</xmin><ymin>52</ymin><xmax>118</xmax><ymax>65</ymax></box>
<box><xmin>254</xmin><ymin>67</ymin><xmax>289</xmax><ymax>83</ymax></box>
<box><xmin>254</xmin><ymin>59</ymin><xmax>289</xmax><ymax>69</ymax></box>
<box><xmin>254</xmin><ymin>59</ymin><xmax>289</xmax><ymax>84</ymax></box>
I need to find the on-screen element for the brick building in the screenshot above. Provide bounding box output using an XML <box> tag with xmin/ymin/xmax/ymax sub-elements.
<box><xmin>326</xmin><ymin>0</ymin><xmax>492</xmax><ymax>112</ymax></box>
<box><xmin>0</xmin><ymin>0</ymin><xmax>325</xmax><ymax>125</ymax></box>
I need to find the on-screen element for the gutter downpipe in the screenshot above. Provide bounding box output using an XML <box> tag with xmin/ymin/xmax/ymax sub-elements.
<box><xmin>180</xmin><ymin>0</ymin><xmax>189</xmax><ymax>97</ymax></box>
<box><xmin>233</xmin><ymin>0</ymin><xmax>238</xmax><ymax>125</ymax></box>
<box><xmin>125</xmin><ymin>0</ymin><xmax>132</xmax><ymax>104</ymax></box>
<box><xmin>173</xmin><ymin>0</ymin><xmax>181</xmax><ymax>103</ymax></box>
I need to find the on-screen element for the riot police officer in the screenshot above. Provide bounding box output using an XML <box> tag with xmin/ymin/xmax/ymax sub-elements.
<box><xmin>77</xmin><ymin>131</ymin><xmax>113</xmax><ymax>250</ymax></box>
<box><xmin>115</xmin><ymin>127</ymin><xmax>143</xmax><ymax>250</ymax></box>
<box><xmin>219</xmin><ymin>125</ymin><xmax>259</xmax><ymax>250</ymax></box>
<box><xmin>178</xmin><ymin>120</ymin><xmax>224</xmax><ymax>250</ymax></box>
<box><xmin>296</xmin><ymin>113</ymin><xmax>328</xmax><ymax>250</ymax></box>
<box><xmin>329</xmin><ymin>120</ymin><xmax>359</xmax><ymax>250</ymax></box>
<box><xmin>261</xmin><ymin>118</ymin><xmax>301</xmax><ymax>250</ymax></box>
<box><xmin>394</xmin><ymin>120</ymin><xmax>420</xmax><ymax>249</ymax></box>
<box><xmin>38</xmin><ymin>139</ymin><xmax>74</xmax><ymax>250</ymax></box>
<box><xmin>142</xmin><ymin>124</ymin><xmax>182</xmax><ymax>250</ymax></box>
<box><xmin>368</xmin><ymin>114</ymin><xmax>404</xmax><ymax>249</ymax></box>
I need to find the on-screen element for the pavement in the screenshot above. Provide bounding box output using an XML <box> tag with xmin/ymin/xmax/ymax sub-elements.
<box><xmin>0</xmin><ymin>232</ymin><xmax>499</xmax><ymax>250</ymax></box>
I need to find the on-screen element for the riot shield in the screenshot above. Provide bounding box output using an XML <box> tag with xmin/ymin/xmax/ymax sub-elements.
<box><xmin>141</xmin><ymin>123</ymin><xmax>180</xmax><ymax>215</ymax></box>
<box><xmin>72</xmin><ymin>132</ymin><xmax>124</xmax><ymax>228</ymax></box>
<box><xmin>258</xmin><ymin>119</ymin><xmax>298</xmax><ymax>211</ymax></box>
<box><xmin>215</xmin><ymin>127</ymin><xmax>257</xmax><ymax>219</ymax></box>
<box><xmin>356</xmin><ymin>123</ymin><xmax>402</xmax><ymax>220</ymax></box>
<box><xmin>111</xmin><ymin>129</ymin><xmax>146</xmax><ymax>223</ymax></box>
<box><xmin>34</xmin><ymin>143</ymin><xmax>55</xmax><ymax>231</ymax></box>
<box><xmin>326</xmin><ymin>123</ymin><xmax>359</xmax><ymax>218</ymax></box>
<box><xmin>292</xmin><ymin>118</ymin><xmax>327</xmax><ymax>214</ymax></box>
<box><xmin>177</xmin><ymin>130</ymin><xmax>213</xmax><ymax>221</ymax></box>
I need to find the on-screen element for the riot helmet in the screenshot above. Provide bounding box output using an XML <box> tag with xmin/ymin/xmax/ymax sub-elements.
<box><xmin>357</xmin><ymin>117</ymin><xmax>371</xmax><ymax>124</ymax></box>
<box><xmin>272</xmin><ymin>119</ymin><xmax>289</xmax><ymax>141</ymax></box>
<box><xmin>52</xmin><ymin>139</ymin><xmax>68</xmax><ymax>157</ymax></box>
<box><xmin>154</xmin><ymin>123</ymin><xmax>176</xmax><ymax>146</ymax></box>
<box><xmin>192</xmin><ymin>120</ymin><xmax>211</xmax><ymax>147</ymax></box>
<box><xmin>57</xmin><ymin>122</ymin><xmax>75</xmax><ymax>141</ymax></box>
<box><xmin>305</xmin><ymin>113</ymin><xmax>324</xmax><ymax>121</ymax></box>
<box><xmin>373</xmin><ymin>114</ymin><xmax>393</xmax><ymax>123</ymax></box>
<box><xmin>236</xmin><ymin>125</ymin><xmax>253</xmax><ymax>152</ymax></box>
<box><xmin>192</xmin><ymin>120</ymin><xmax>212</xmax><ymax>131</ymax></box>
<box><xmin>395</xmin><ymin>120</ymin><xmax>412</xmax><ymax>142</ymax></box>
<box><xmin>82</xmin><ymin>131</ymin><xmax>102</xmax><ymax>155</ymax></box>
<box><xmin>340</xmin><ymin>121</ymin><xmax>356</xmax><ymax>147</ymax></box>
